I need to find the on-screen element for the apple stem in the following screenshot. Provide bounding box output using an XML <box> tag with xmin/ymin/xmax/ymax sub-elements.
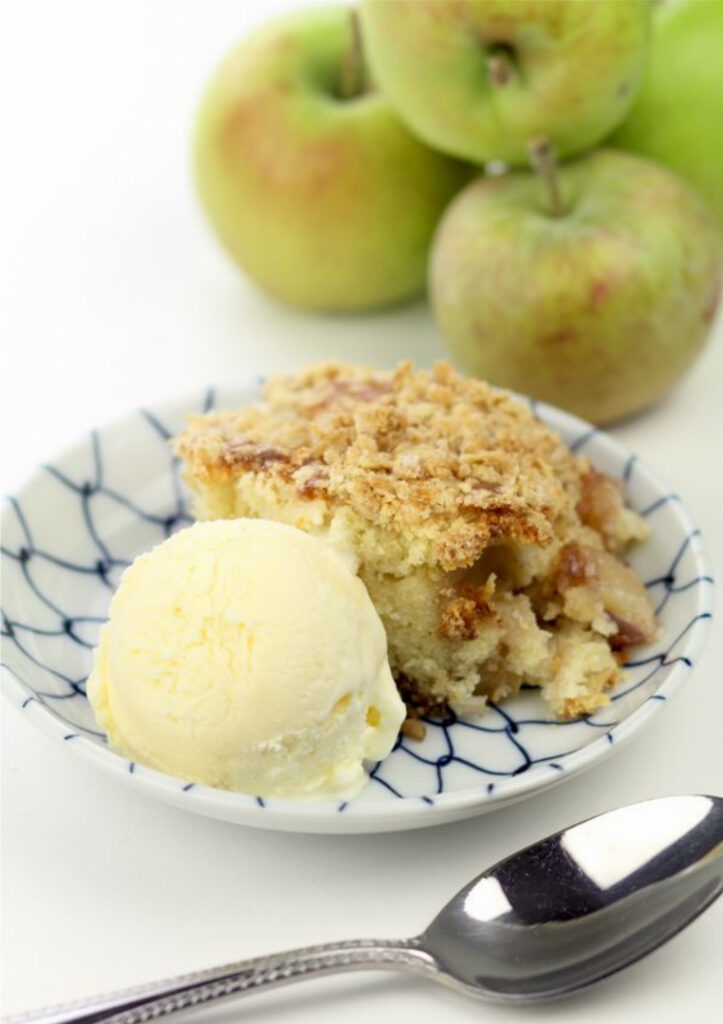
<box><xmin>487</xmin><ymin>54</ymin><xmax>513</xmax><ymax>87</ymax></box>
<box><xmin>528</xmin><ymin>136</ymin><xmax>564</xmax><ymax>217</ymax></box>
<box><xmin>338</xmin><ymin>9</ymin><xmax>365</xmax><ymax>100</ymax></box>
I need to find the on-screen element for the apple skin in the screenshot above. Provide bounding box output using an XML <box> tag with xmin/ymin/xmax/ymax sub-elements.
<box><xmin>429</xmin><ymin>150</ymin><xmax>722</xmax><ymax>424</ymax></box>
<box><xmin>194</xmin><ymin>6</ymin><xmax>469</xmax><ymax>312</ymax></box>
<box><xmin>610</xmin><ymin>0</ymin><xmax>723</xmax><ymax>230</ymax></box>
<box><xmin>359</xmin><ymin>0</ymin><xmax>650</xmax><ymax>167</ymax></box>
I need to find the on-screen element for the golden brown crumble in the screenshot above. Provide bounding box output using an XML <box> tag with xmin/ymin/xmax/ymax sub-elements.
<box><xmin>175</xmin><ymin>361</ymin><xmax>588</xmax><ymax>572</ymax></box>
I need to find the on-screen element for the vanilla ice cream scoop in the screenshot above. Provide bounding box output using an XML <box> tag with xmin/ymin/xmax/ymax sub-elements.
<box><xmin>87</xmin><ymin>519</ymin><xmax>404</xmax><ymax>800</ymax></box>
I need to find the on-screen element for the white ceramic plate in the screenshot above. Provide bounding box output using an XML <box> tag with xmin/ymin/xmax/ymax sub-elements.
<box><xmin>1</xmin><ymin>383</ymin><xmax>713</xmax><ymax>833</ymax></box>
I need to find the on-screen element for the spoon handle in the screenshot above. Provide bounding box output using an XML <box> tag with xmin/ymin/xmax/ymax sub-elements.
<box><xmin>5</xmin><ymin>940</ymin><xmax>435</xmax><ymax>1024</ymax></box>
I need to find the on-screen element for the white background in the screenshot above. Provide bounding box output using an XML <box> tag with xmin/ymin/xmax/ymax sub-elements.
<box><xmin>2</xmin><ymin>1</ymin><xmax>722</xmax><ymax>1021</ymax></box>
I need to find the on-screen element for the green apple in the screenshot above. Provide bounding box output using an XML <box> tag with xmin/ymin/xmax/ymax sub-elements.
<box><xmin>429</xmin><ymin>146</ymin><xmax>722</xmax><ymax>424</ymax></box>
<box><xmin>359</xmin><ymin>0</ymin><xmax>651</xmax><ymax>167</ymax></box>
<box><xmin>194</xmin><ymin>7</ymin><xmax>469</xmax><ymax>312</ymax></box>
<box><xmin>610</xmin><ymin>0</ymin><xmax>723</xmax><ymax>230</ymax></box>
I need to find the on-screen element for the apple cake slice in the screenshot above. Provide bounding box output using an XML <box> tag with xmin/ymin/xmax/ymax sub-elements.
<box><xmin>174</xmin><ymin>361</ymin><xmax>656</xmax><ymax>720</ymax></box>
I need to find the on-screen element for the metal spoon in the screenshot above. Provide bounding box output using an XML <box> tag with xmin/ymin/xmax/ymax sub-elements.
<box><xmin>8</xmin><ymin>795</ymin><xmax>722</xmax><ymax>1024</ymax></box>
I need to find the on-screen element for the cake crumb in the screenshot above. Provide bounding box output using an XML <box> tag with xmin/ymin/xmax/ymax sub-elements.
<box><xmin>401</xmin><ymin>718</ymin><xmax>427</xmax><ymax>742</ymax></box>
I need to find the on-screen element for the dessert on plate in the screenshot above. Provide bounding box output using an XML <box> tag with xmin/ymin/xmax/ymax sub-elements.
<box><xmin>175</xmin><ymin>361</ymin><xmax>657</xmax><ymax>722</ymax></box>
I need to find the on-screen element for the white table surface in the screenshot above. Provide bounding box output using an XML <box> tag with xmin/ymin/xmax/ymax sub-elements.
<box><xmin>2</xmin><ymin>1</ymin><xmax>722</xmax><ymax>1020</ymax></box>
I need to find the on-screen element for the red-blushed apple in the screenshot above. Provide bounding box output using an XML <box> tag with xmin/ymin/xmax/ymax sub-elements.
<box><xmin>359</xmin><ymin>0</ymin><xmax>650</xmax><ymax>167</ymax></box>
<box><xmin>194</xmin><ymin>7</ymin><xmax>469</xmax><ymax>312</ymax></box>
<box><xmin>429</xmin><ymin>145</ymin><xmax>722</xmax><ymax>424</ymax></box>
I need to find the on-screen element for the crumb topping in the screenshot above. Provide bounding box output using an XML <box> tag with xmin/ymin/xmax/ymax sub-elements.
<box><xmin>175</xmin><ymin>361</ymin><xmax>589</xmax><ymax>571</ymax></box>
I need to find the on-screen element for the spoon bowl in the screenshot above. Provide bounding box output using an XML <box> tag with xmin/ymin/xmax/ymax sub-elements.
<box><xmin>423</xmin><ymin>794</ymin><xmax>723</xmax><ymax>1001</ymax></box>
<box><xmin>8</xmin><ymin>795</ymin><xmax>722</xmax><ymax>1023</ymax></box>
